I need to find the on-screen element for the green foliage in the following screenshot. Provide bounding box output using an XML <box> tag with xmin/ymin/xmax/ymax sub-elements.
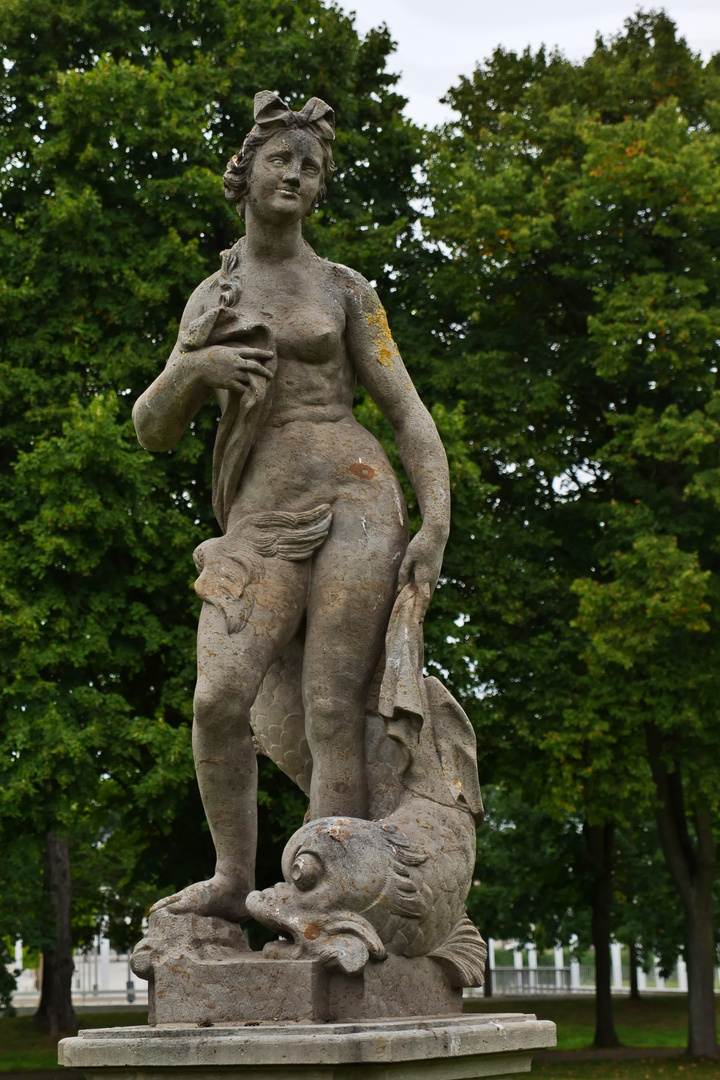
<box><xmin>470</xmin><ymin>785</ymin><xmax>693</xmax><ymax>968</ymax></box>
<box><xmin>0</xmin><ymin>0</ymin><xmax>423</xmax><ymax>951</ymax></box>
<box><xmin>423</xmin><ymin>9</ymin><xmax>720</xmax><ymax>967</ymax></box>
<box><xmin>4</xmin><ymin>0</ymin><xmax>719</xmax><ymax>1023</ymax></box>
<box><xmin>469</xmin><ymin>784</ymin><xmax>591</xmax><ymax>951</ymax></box>
<box><xmin>0</xmin><ymin>941</ymin><xmax>18</xmax><ymax>1017</ymax></box>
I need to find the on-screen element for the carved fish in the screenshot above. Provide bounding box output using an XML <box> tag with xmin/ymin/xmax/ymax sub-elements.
<box><xmin>247</xmin><ymin>656</ymin><xmax>487</xmax><ymax>988</ymax></box>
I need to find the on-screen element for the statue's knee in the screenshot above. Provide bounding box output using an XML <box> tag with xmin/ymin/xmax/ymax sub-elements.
<box><xmin>194</xmin><ymin>681</ymin><xmax>252</xmax><ymax>733</ymax></box>
<box><xmin>306</xmin><ymin>695</ymin><xmax>361</xmax><ymax>746</ymax></box>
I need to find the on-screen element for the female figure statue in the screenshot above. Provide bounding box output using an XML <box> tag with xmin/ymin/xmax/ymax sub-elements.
<box><xmin>132</xmin><ymin>92</ymin><xmax>451</xmax><ymax>926</ymax></box>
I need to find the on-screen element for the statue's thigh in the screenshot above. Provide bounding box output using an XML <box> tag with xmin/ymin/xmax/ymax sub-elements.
<box><xmin>303</xmin><ymin>496</ymin><xmax>407</xmax><ymax>694</ymax></box>
<box><xmin>196</xmin><ymin>556</ymin><xmax>310</xmax><ymax>703</ymax></box>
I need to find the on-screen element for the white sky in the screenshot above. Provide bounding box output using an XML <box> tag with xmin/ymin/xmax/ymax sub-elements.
<box><xmin>333</xmin><ymin>1</ymin><xmax>720</xmax><ymax>127</ymax></box>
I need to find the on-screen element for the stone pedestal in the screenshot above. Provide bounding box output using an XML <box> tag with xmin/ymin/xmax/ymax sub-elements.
<box><xmin>59</xmin><ymin>1013</ymin><xmax>556</xmax><ymax>1079</ymax></box>
<box><xmin>132</xmin><ymin>912</ymin><xmax>465</xmax><ymax>1026</ymax></box>
<box><xmin>146</xmin><ymin>954</ymin><xmax>462</xmax><ymax>1026</ymax></box>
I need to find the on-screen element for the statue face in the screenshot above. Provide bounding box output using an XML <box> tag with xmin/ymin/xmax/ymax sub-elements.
<box><xmin>245</xmin><ymin>128</ymin><xmax>324</xmax><ymax>222</ymax></box>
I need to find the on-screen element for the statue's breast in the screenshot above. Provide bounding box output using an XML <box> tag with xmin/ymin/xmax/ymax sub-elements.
<box><xmin>212</xmin><ymin>256</ymin><xmax>346</xmax><ymax>363</ymax></box>
<box><xmin>209</xmin><ymin>301</ymin><xmax>343</xmax><ymax>367</ymax></box>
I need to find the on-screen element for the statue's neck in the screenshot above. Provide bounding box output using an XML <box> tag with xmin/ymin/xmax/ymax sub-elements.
<box><xmin>242</xmin><ymin>213</ymin><xmax>305</xmax><ymax>263</ymax></box>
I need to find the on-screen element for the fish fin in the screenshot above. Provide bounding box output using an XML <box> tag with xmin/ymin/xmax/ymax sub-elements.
<box><xmin>430</xmin><ymin>915</ymin><xmax>488</xmax><ymax>988</ymax></box>
<box><xmin>424</xmin><ymin>677</ymin><xmax>484</xmax><ymax>820</ymax></box>
<box><xmin>311</xmin><ymin>914</ymin><xmax>386</xmax><ymax>975</ymax></box>
<box><xmin>377</xmin><ymin>825</ymin><xmax>430</xmax><ymax>919</ymax></box>
<box><xmin>386</xmin><ymin>865</ymin><xmax>431</xmax><ymax>920</ymax></box>
<box><xmin>381</xmin><ymin>823</ymin><xmax>428</xmax><ymax>866</ymax></box>
<box><xmin>392</xmin><ymin>846</ymin><xmax>428</xmax><ymax>868</ymax></box>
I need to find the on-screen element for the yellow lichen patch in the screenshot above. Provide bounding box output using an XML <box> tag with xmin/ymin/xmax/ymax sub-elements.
<box><xmin>364</xmin><ymin>305</ymin><xmax>395</xmax><ymax>369</ymax></box>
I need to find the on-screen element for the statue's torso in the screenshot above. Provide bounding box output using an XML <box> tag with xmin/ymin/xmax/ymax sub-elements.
<box><xmin>215</xmin><ymin>254</ymin><xmax>403</xmax><ymax>528</ymax></box>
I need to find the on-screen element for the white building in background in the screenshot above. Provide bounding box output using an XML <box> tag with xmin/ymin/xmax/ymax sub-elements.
<box><xmin>464</xmin><ymin>939</ymin><xmax>707</xmax><ymax>997</ymax></box>
<box><xmin>10</xmin><ymin>937</ymin><xmax>147</xmax><ymax>1009</ymax></box>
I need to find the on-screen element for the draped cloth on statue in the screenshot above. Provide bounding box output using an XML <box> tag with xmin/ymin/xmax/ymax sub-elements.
<box><xmin>379</xmin><ymin>583</ymin><xmax>483</xmax><ymax>820</ymax></box>
<box><xmin>178</xmin><ymin>301</ymin><xmax>276</xmax><ymax>534</ymax></box>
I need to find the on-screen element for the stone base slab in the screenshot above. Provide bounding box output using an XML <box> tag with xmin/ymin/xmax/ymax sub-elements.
<box><xmin>148</xmin><ymin>954</ymin><xmax>461</xmax><ymax>1025</ymax></box>
<box><xmin>59</xmin><ymin>1013</ymin><xmax>556</xmax><ymax>1079</ymax></box>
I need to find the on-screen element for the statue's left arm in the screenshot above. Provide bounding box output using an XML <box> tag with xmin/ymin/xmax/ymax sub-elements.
<box><xmin>344</xmin><ymin>271</ymin><xmax>451</xmax><ymax>606</ymax></box>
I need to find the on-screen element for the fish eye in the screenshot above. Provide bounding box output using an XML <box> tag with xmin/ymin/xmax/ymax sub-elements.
<box><xmin>290</xmin><ymin>852</ymin><xmax>323</xmax><ymax>891</ymax></box>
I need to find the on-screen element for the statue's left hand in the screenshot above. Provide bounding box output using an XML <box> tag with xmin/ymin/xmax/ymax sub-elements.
<box><xmin>396</xmin><ymin>527</ymin><xmax>445</xmax><ymax>618</ymax></box>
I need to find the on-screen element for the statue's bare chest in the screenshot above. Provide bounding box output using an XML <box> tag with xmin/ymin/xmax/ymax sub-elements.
<box><xmin>227</xmin><ymin>266</ymin><xmax>345</xmax><ymax>365</ymax></box>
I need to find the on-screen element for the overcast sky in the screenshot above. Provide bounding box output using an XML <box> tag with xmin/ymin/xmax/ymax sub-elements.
<box><xmin>333</xmin><ymin>1</ymin><xmax>720</xmax><ymax>127</ymax></box>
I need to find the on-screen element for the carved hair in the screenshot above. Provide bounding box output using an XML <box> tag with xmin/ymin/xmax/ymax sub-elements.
<box><xmin>223</xmin><ymin>98</ymin><xmax>335</xmax><ymax>220</ymax></box>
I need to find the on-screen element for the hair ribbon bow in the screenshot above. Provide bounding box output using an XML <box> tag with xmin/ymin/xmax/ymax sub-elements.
<box><xmin>253</xmin><ymin>91</ymin><xmax>335</xmax><ymax>140</ymax></box>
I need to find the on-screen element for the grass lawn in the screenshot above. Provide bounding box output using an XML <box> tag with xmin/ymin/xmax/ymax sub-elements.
<box><xmin>529</xmin><ymin>1060</ymin><xmax>720</xmax><ymax>1080</ymax></box>
<box><xmin>465</xmin><ymin>994</ymin><xmax>714</xmax><ymax>1050</ymax></box>
<box><xmin>466</xmin><ymin>995</ymin><xmax>720</xmax><ymax>1079</ymax></box>
<box><xmin>0</xmin><ymin>1011</ymin><xmax>147</xmax><ymax>1072</ymax></box>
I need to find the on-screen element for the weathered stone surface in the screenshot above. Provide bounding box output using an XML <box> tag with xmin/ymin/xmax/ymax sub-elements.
<box><xmin>325</xmin><ymin>956</ymin><xmax>462</xmax><ymax>1022</ymax></box>
<box><xmin>128</xmin><ymin>88</ymin><xmax>488</xmax><ymax>1022</ymax></box>
<box><xmin>152</xmin><ymin>957</ymin><xmax>325</xmax><ymax>1026</ymax></box>
<box><xmin>59</xmin><ymin>1012</ymin><xmax>556</xmax><ymax>1078</ymax></box>
<box><xmin>146</xmin><ymin>951</ymin><xmax>461</xmax><ymax>1026</ymax></box>
<box><xmin>245</xmin><ymin>674</ymin><xmax>487</xmax><ymax>987</ymax></box>
<box><xmin>132</xmin><ymin>911</ymin><xmax>251</xmax><ymax>979</ymax></box>
<box><xmin>57</xmin><ymin>1052</ymin><xmax>535</xmax><ymax>1080</ymax></box>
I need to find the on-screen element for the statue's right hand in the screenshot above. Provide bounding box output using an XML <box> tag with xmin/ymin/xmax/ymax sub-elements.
<box><xmin>177</xmin><ymin>345</ymin><xmax>275</xmax><ymax>394</ymax></box>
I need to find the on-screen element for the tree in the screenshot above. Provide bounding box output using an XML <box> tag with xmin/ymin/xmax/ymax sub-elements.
<box><xmin>423</xmin><ymin>10</ymin><xmax>720</xmax><ymax>1056</ymax></box>
<box><xmin>0</xmin><ymin>0</ymin><xmax>424</xmax><ymax>1029</ymax></box>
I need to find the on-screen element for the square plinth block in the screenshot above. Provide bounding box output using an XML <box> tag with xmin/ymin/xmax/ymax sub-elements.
<box><xmin>149</xmin><ymin>954</ymin><xmax>462</xmax><ymax>1026</ymax></box>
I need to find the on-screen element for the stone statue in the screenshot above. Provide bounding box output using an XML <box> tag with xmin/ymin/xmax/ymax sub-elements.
<box><xmin>130</xmin><ymin>91</ymin><xmax>486</xmax><ymax>1023</ymax></box>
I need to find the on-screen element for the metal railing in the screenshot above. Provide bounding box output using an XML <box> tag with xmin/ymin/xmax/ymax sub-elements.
<box><xmin>473</xmin><ymin>967</ymin><xmax>578</xmax><ymax>995</ymax></box>
<box><xmin>466</xmin><ymin>963</ymin><xmax>720</xmax><ymax>996</ymax></box>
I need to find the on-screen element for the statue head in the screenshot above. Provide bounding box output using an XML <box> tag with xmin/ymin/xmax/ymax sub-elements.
<box><xmin>223</xmin><ymin>91</ymin><xmax>336</xmax><ymax>220</ymax></box>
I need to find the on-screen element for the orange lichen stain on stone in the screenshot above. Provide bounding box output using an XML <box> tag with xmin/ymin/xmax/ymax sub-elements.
<box><xmin>364</xmin><ymin>305</ymin><xmax>395</xmax><ymax>369</ymax></box>
<box><xmin>350</xmin><ymin>462</ymin><xmax>376</xmax><ymax>480</ymax></box>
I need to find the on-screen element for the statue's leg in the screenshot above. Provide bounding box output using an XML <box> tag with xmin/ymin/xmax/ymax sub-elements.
<box><xmin>151</xmin><ymin>555</ymin><xmax>309</xmax><ymax>922</ymax></box>
<box><xmin>302</xmin><ymin>495</ymin><xmax>407</xmax><ymax>821</ymax></box>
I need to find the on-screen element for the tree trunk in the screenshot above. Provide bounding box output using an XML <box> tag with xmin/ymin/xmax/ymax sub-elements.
<box><xmin>645</xmin><ymin>723</ymin><xmax>718</xmax><ymax>1058</ymax></box>
<box><xmin>629</xmin><ymin>942</ymin><xmax>640</xmax><ymax>1001</ymax></box>
<box><xmin>484</xmin><ymin>964</ymin><xmax>493</xmax><ymax>997</ymax></box>
<box><xmin>35</xmin><ymin>833</ymin><xmax>76</xmax><ymax>1035</ymax></box>
<box><xmin>685</xmin><ymin>890</ymin><xmax>717</xmax><ymax>1057</ymax></box>
<box><xmin>585</xmin><ymin>821</ymin><xmax>620</xmax><ymax>1049</ymax></box>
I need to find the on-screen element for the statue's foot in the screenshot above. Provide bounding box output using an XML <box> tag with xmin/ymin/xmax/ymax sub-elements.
<box><xmin>149</xmin><ymin>875</ymin><xmax>251</xmax><ymax>923</ymax></box>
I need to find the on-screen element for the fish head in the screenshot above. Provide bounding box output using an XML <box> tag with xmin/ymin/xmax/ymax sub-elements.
<box><xmin>246</xmin><ymin>817</ymin><xmax>395</xmax><ymax>974</ymax></box>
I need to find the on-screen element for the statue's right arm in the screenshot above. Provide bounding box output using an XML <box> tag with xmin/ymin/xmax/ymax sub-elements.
<box><xmin>133</xmin><ymin>276</ymin><xmax>274</xmax><ymax>452</ymax></box>
<box><xmin>132</xmin><ymin>280</ymin><xmax>215</xmax><ymax>453</ymax></box>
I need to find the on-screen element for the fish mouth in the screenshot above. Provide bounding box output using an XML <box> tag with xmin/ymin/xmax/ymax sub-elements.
<box><xmin>246</xmin><ymin>885</ymin><xmax>319</xmax><ymax>945</ymax></box>
<box><xmin>246</xmin><ymin>886</ymin><xmax>295</xmax><ymax>931</ymax></box>
<box><xmin>246</xmin><ymin>887</ymin><xmax>387</xmax><ymax>975</ymax></box>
